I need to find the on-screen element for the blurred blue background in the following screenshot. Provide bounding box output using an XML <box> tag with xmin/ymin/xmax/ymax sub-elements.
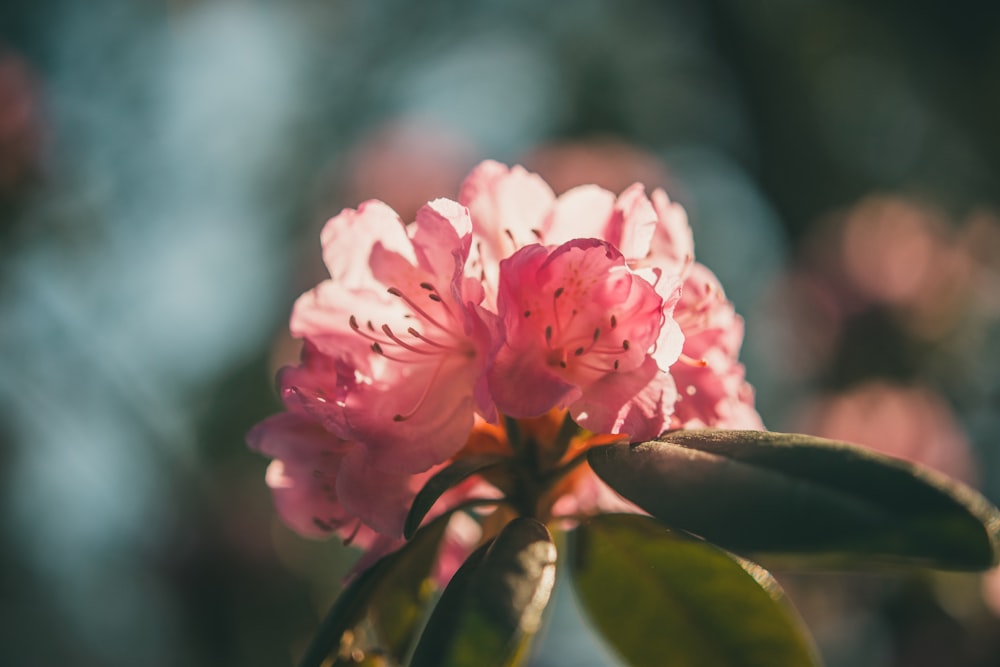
<box><xmin>2</xmin><ymin>1</ymin><xmax>999</xmax><ymax>665</ymax></box>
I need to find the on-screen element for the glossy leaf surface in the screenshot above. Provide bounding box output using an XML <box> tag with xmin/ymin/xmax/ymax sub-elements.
<box><xmin>297</xmin><ymin>518</ymin><xmax>448</xmax><ymax>667</ymax></box>
<box><xmin>570</xmin><ymin>514</ymin><xmax>819</xmax><ymax>667</ymax></box>
<box><xmin>410</xmin><ymin>517</ymin><xmax>557</xmax><ymax>667</ymax></box>
<box><xmin>588</xmin><ymin>430</ymin><xmax>1000</xmax><ymax>569</ymax></box>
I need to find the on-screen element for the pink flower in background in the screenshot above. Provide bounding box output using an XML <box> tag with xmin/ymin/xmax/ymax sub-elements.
<box><xmin>342</xmin><ymin>117</ymin><xmax>478</xmax><ymax>224</ymax></box>
<box><xmin>522</xmin><ymin>140</ymin><xmax>672</xmax><ymax>197</ymax></box>
<box><xmin>793</xmin><ymin>380</ymin><xmax>976</xmax><ymax>485</ymax></box>
<box><xmin>0</xmin><ymin>49</ymin><xmax>44</xmax><ymax>195</ymax></box>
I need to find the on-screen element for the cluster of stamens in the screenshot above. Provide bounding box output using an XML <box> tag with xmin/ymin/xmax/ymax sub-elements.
<box><xmin>526</xmin><ymin>286</ymin><xmax>632</xmax><ymax>374</ymax></box>
<box><xmin>348</xmin><ymin>282</ymin><xmax>474</xmax><ymax>422</ymax></box>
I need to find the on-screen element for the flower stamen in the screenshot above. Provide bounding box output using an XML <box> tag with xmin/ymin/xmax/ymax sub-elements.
<box><xmin>679</xmin><ymin>353</ymin><xmax>708</xmax><ymax>368</ymax></box>
<box><xmin>393</xmin><ymin>356</ymin><xmax>449</xmax><ymax>422</ymax></box>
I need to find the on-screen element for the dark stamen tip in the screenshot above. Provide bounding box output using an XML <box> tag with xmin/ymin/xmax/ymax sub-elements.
<box><xmin>593</xmin><ymin>327</ymin><xmax>601</xmax><ymax>341</ymax></box>
<box><xmin>428</xmin><ymin>293</ymin><xmax>443</xmax><ymax>302</ymax></box>
<box><xmin>387</xmin><ymin>287</ymin><xmax>402</xmax><ymax>297</ymax></box>
<box><xmin>419</xmin><ymin>282</ymin><xmax>435</xmax><ymax>291</ymax></box>
<box><xmin>371</xmin><ymin>342</ymin><xmax>384</xmax><ymax>354</ymax></box>
<box><xmin>349</xmin><ymin>315</ymin><xmax>359</xmax><ymax>329</ymax></box>
<box><xmin>622</xmin><ymin>340</ymin><xmax>630</xmax><ymax>350</ymax></box>
<box><xmin>393</xmin><ymin>414</ymin><xmax>405</xmax><ymax>422</ymax></box>
<box><xmin>523</xmin><ymin>310</ymin><xmax>531</xmax><ymax>318</ymax></box>
<box><xmin>610</xmin><ymin>314</ymin><xmax>618</xmax><ymax>329</ymax></box>
<box><xmin>545</xmin><ymin>325</ymin><xmax>553</xmax><ymax>342</ymax></box>
<box><xmin>574</xmin><ymin>347</ymin><xmax>585</xmax><ymax>356</ymax></box>
<box><xmin>554</xmin><ymin>287</ymin><xmax>565</xmax><ymax>298</ymax></box>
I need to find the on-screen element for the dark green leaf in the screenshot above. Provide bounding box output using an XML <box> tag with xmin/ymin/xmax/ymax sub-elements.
<box><xmin>588</xmin><ymin>429</ymin><xmax>1000</xmax><ymax>569</ymax></box>
<box><xmin>570</xmin><ymin>514</ymin><xmax>819</xmax><ymax>667</ymax></box>
<box><xmin>404</xmin><ymin>454</ymin><xmax>508</xmax><ymax>539</ymax></box>
<box><xmin>297</xmin><ymin>518</ymin><xmax>448</xmax><ymax>667</ymax></box>
<box><xmin>410</xmin><ymin>517</ymin><xmax>557</xmax><ymax>667</ymax></box>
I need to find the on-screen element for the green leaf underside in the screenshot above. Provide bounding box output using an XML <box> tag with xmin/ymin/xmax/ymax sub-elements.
<box><xmin>588</xmin><ymin>430</ymin><xmax>1000</xmax><ymax>570</ymax></box>
<box><xmin>570</xmin><ymin>514</ymin><xmax>819</xmax><ymax>667</ymax></box>
<box><xmin>297</xmin><ymin>517</ymin><xmax>449</xmax><ymax>667</ymax></box>
<box><xmin>410</xmin><ymin>517</ymin><xmax>558</xmax><ymax>667</ymax></box>
<box><xmin>405</xmin><ymin>454</ymin><xmax>509</xmax><ymax>539</ymax></box>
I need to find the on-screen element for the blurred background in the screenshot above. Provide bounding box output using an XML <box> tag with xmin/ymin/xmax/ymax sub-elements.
<box><xmin>2</xmin><ymin>1</ymin><xmax>999</xmax><ymax>665</ymax></box>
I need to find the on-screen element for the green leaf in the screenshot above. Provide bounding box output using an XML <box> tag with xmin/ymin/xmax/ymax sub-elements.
<box><xmin>410</xmin><ymin>517</ymin><xmax>558</xmax><ymax>667</ymax></box>
<box><xmin>570</xmin><ymin>514</ymin><xmax>820</xmax><ymax>667</ymax></box>
<box><xmin>588</xmin><ymin>429</ymin><xmax>1000</xmax><ymax>569</ymax></box>
<box><xmin>297</xmin><ymin>518</ymin><xmax>448</xmax><ymax>667</ymax></box>
<box><xmin>404</xmin><ymin>454</ymin><xmax>508</xmax><ymax>539</ymax></box>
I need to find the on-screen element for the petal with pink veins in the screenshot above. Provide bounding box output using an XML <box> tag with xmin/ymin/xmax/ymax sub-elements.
<box><xmin>320</xmin><ymin>200</ymin><xmax>412</xmax><ymax>287</ymax></box>
<box><xmin>490</xmin><ymin>239</ymin><xmax>671</xmax><ymax>437</ymax></box>
<box><xmin>336</xmin><ymin>448</ymin><xmax>427</xmax><ymax>537</ymax></box>
<box><xmin>574</xmin><ymin>355</ymin><xmax>677</xmax><ymax>440</ymax></box>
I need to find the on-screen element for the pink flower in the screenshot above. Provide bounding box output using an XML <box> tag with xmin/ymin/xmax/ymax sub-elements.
<box><xmin>460</xmin><ymin>160</ymin><xmax>689</xmax><ymax>375</ymax></box>
<box><xmin>289</xmin><ymin>198</ymin><xmax>500</xmax><ymax>474</ymax></box>
<box><xmin>460</xmin><ymin>160</ymin><xmax>557</xmax><ymax>301</ymax></box>
<box><xmin>248</xmin><ymin>401</ymin><xmax>499</xmax><ymax>584</ymax></box>
<box><xmin>248</xmin><ymin>158</ymin><xmax>764</xmax><ymax>575</ymax></box>
<box><xmin>488</xmin><ymin>238</ymin><xmax>680</xmax><ymax>440</ymax></box>
<box><xmin>246</xmin><ymin>410</ymin><xmax>416</xmax><ymax>546</ymax></box>
<box><xmin>460</xmin><ymin>160</ymin><xmax>693</xmax><ymax>286</ymax></box>
<box><xmin>670</xmin><ymin>263</ymin><xmax>763</xmax><ymax>430</ymax></box>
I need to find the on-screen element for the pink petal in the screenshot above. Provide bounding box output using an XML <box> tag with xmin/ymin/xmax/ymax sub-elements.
<box><xmin>611</xmin><ymin>184</ymin><xmax>659</xmax><ymax>263</ymax></box>
<box><xmin>490</xmin><ymin>239</ymin><xmax>670</xmax><ymax>436</ymax></box>
<box><xmin>320</xmin><ymin>200</ymin><xmax>412</xmax><ymax>287</ymax></box>
<box><xmin>336</xmin><ymin>448</ymin><xmax>424</xmax><ymax>537</ymax></box>
<box><xmin>247</xmin><ymin>411</ymin><xmax>352</xmax><ymax>461</ymax></box>
<box><xmin>459</xmin><ymin>160</ymin><xmax>555</xmax><ymax>248</ymax></box>
<box><xmin>648</xmin><ymin>188</ymin><xmax>695</xmax><ymax>278</ymax></box>
<box><xmin>277</xmin><ymin>353</ymin><xmax>353</xmax><ymax>437</ymax></box>
<box><xmin>248</xmin><ymin>412</ymin><xmax>358</xmax><ymax>539</ymax></box>
<box><xmin>345</xmin><ymin>375</ymin><xmax>479</xmax><ymax>474</ymax></box>
<box><xmin>410</xmin><ymin>198</ymin><xmax>473</xmax><ymax>276</ymax></box>
<box><xmin>489</xmin><ymin>343</ymin><xmax>581</xmax><ymax>417</ymax></box>
<box><xmin>542</xmin><ymin>184</ymin><xmax>616</xmax><ymax>245</ymax></box>
<box><xmin>573</xmin><ymin>356</ymin><xmax>676</xmax><ymax>441</ymax></box>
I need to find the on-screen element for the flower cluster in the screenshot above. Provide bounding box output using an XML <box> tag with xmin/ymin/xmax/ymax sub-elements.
<box><xmin>248</xmin><ymin>160</ymin><xmax>761</xmax><ymax>568</ymax></box>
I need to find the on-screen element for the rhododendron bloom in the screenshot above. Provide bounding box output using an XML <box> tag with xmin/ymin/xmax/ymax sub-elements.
<box><xmin>461</xmin><ymin>162</ymin><xmax>689</xmax><ymax>366</ymax></box>
<box><xmin>248</xmin><ymin>158</ymin><xmax>762</xmax><ymax>578</ymax></box>
<box><xmin>290</xmin><ymin>198</ymin><xmax>500</xmax><ymax>474</ymax></box>
<box><xmin>246</xmin><ymin>410</ymin><xmax>408</xmax><ymax>556</ymax></box>
<box><xmin>670</xmin><ymin>263</ymin><xmax>763</xmax><ymax>430</ymax></box>
<box><xmin>489</xmin><ymin>238</ymin><xmax>680</xmax><ymax>440</ymax></box>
